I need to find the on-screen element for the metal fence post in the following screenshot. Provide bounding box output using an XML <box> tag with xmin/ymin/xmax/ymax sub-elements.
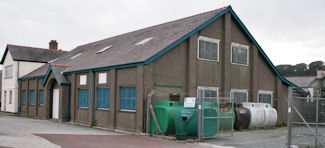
<box><xmin>287</xmin><ymin>87</ymin><xmax>293</xmax><ymax>148</ymax></box>
<box><xmin>315</xmin><ymin>99</ymin><xmax>319</xmax><ymax>147</ymax></box>
<box><xmin>198</xmin><ymin>97</ymin><xmax>202</xmax><ymax>142</ymax></box>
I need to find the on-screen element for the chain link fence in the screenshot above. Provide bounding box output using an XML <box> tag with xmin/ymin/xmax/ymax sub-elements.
<box><xmin>288</xmin><ymin>87</ymin><xmax>325</xmax><ymax>148</ymax></box>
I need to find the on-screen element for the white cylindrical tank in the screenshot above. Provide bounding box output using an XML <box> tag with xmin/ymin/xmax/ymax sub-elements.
<box><xmin>263</xmin><ymin>103</ymin><xmax>277</xmax><ymax>127</ymax></box>
<box><xmin>242</xmin><ymin>102</ymin><xmax>265</xmax><ymax>128</ymax></box>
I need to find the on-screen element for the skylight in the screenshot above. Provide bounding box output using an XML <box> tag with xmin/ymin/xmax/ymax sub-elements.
<box><xmin>70</xmin><ymin>53</ymin><xmax>82</xmax><ymax>59</ymax></box>
<box><xmin>48</xmin><ymin>58</ymin><xmax>59</xmax><ymax>63</ymax></box>
<box><xmin>96</xmin><ymin>45</ymin><xmax>112</xmax><ymax>54</ymax></box>
<box><xmin>135</xmin><ymin>37</ymin><xmax>153</xmax><ymax>45</ymax></box>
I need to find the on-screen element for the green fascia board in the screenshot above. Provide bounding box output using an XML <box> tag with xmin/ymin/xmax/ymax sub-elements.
<box><xmin>155</xmin><ymin>83</ymin><xmax>183</xmax><ymax>88</ymax></box>
<box><xmin>19</xmin><ymin>75</ymin><xmax>45</xmax><ymax>80</ymax></box>
<box><xmin>60</xmin><ymin>6</ymin><xmax>306</xmax><ymax>95</ymax></box>
<box><xmin>41</xmin><ymin>66</ymin><xmax>69</xmax><ymax>86</ymax></box>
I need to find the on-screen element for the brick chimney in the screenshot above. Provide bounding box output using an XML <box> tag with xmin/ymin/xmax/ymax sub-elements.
<box><xmin>49</xmin><ymin>40</ymin><xmax>58</xmax><ymax>50</ymax></box>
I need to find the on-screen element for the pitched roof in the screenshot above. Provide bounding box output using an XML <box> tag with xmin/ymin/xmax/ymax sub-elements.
<box><xmin>44</xmin><ymin>6</ymin><xmax>227</xmax><ymax>73</ymax></box>
<box><xmin>286</xmin><ymin>76</ymin><xmax>320</xmax><ymax>88</ymax></box>
<box><xmin>0</xmin><ymin>44</ymin><xmax>66</xmax><ymax>64</ymax></box>
<box><xmin>19</xmin><ymin>6</ymin><xmax>306</xmax><ymax>94</ymax></box>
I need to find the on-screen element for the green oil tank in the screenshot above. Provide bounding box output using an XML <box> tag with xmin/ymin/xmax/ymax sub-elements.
<box><xmin>150</xmin><ymin>101</ymin><xmax>184</xmax><ymax>135</ymax></box>
<box><xmin>175</xmin><ymin>102</ymin><xmax>218</xmax><ymax>140</ymax></box>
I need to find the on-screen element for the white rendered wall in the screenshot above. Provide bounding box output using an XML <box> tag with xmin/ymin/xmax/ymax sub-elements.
<box><xmin>1</xmin><ymin>51</ymin><xmax>45</xmax><ymax>113</ymax></box>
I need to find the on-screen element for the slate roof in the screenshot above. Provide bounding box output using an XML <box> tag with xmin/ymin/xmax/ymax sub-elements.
<box><xmin>286</xmin><ymin>76</ymin><xmax>320</xmax><ymax>88</ymax></box>
<box><xmin>0</xmin><ymin>44</ymin><xmax>66</xmax><ymax>64</ymax></box>
<box><xmin>21</xmin><ymin>6</ymin><xmax>227</xmax><ymax>79</ymax></box>
<box><xmin>19</xmin><ymin>6</ymin><xmax>307</xmax><ymax>94</ymax></box>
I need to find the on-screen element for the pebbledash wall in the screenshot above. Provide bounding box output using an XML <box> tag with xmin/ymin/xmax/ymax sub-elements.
<box><xmin>19</xmin><ymin>11</ymin><xmax>293</xmax><ymax>132</ymax></box>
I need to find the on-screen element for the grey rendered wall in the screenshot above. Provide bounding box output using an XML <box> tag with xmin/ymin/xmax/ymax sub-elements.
<box><xmin>145</xmin><ymin>12</ymin><xmax>289</xmax><ymax>124</ymax></box>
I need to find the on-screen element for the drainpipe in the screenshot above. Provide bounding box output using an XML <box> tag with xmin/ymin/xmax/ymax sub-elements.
<box><xmin>66</xmin><ymin>84</ymin><xmax>70</xmax><ymax>121</ymax></box>
<box><xmin>17</xmin><ymin>61</ymin><xmax>20</xmax><ymax>115</ymax></box>
<box><xmin>92</xmin><ymin>70</ymin><xmax>95</xmax><ymax>126</ymax></box>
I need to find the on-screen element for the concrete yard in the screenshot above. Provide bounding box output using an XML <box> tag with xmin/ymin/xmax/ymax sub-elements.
<box><xmin>0</xmin><ymin>112</ymin><xmax>225</xmax><ymax>148</ymax></box>
<box><xmin>0</xmin><ymin>112</ymin><xmax>323</xmax><ymax>148</ymax></box>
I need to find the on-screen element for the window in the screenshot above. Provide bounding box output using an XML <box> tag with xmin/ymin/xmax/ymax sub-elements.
<box><xmin>22</xmin><ymin>90</ymin><xmax>26</xmax><ymax>104</ymax></box>
<box><xmin>98</xmin><ymin>73</ymin><xmax>107</xmax><ymax>84</ymax></box>
<box><xmin>30</xmin><ymin>90</ymin><xmax>35</xmax><ymax>105</ymax></box>
<box><xmin>197</xmin><ymin>86</ymin><xmax>219</xmax><ymax>101</ymax></box>
<box><xmin>231</xmin><ymin>43</ymin><xmax>249</xmax><ymax>65</ymax></box>
<box><xmin>80</xmin><ymin>75</ymin><xmax>87</xmax><ymax>85</ymax></box>
<box><xmin>258</xmin><ymin>91</ymin><xmax>272</xmax><ymax>106</ymax></box>
<box><xmin>78</xmin><ymin>89</ymin><xmax>89</xmax><ymax>108</ymax></box>
<box><xmin>231</xmin><ymin>89</ymin><xmax>248</xmax><ymax>103</ymax></box>
<box><xmin>136</xmin><ymin>37</ymin><xmax>153</xmax><ymax>45</ymax></box>
<box><xmin>97</xmin><ymin>88</ymin><xmax>110</xmax><ymax>109</ymax></box>
<box><xmin>39</xmin><ymin>90</ymin><xmax>44</xmax><ymax>105</ymax></box>
<box><xmin>120</xmin><ymin>87</ymin><xmax>136</xmax><ymax>111</ymax></box>
<box><xmin>198</xmin><ymin>36</ymin><xmax>219</xmax><ymax>61</ymax></box>
<box><xmin>70</xmin><ymin>53</ymin><xmax>82</xmax><ymax>59</ymax></box>
<box><xmin>5</xmin><ymin>65</ymin><xmax>13</xmax><ymax>78</ymax></box>
<box><xmin>96</xmin><ymin>45</ymin><xmax>112</xmax><ymax>54</ymax></box>
<box><xmin>9</xmin><ymin>91</ymin><xmax>12</xmax><ymax>104</ymax></box>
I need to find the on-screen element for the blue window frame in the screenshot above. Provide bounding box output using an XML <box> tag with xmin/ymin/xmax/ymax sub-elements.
<box><xmin>30</xmin><ymin>90</ymin><xmax>35</xmax><ymax>105</ymax></box>
<box><xmin>97</xmin><ymin>88</ymin><xmax>110</xmax><ymax>109</ymax></box>
<box><xmin>78</xmin><ymin>89</ymin><xmax>89</xmax><ymax>108</ymax></box>
<box><xmin>120</xmin><ymin>87</ymin><xmax>136</xmax><ymax>111</ymax></box>
<box><xmin>22</xmin><ymin>90</ymin><xmax>26</xmax><ymax>104</ymax></box>
<box><xmin>39</xmin><ymin>90</ymin><xmax>44</xmax><ymax>105</ymax></box>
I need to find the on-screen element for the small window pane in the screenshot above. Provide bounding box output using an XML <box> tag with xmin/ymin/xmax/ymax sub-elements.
<box><xmin>120</xmin><ymin>87</ymin><xmax>136</xmax><ymax>110</ymax></box>
<box><xmin>5</xmin><ymin>65</ymin><xmax>13</xmax><ymax>78</ymax></box>
<box><xmin>78</xmin><ymin>89</ymin><xmax>89</xmax><ymax>107</ymax></box>
<box><xmin>22</xmin><ymin>90</ymin><xmax>26</xmax><ymax>104</ymax></box>
<box><xmin>198</xmin><ymin>38</ymin><xmax>219</xmax><ymax>61</ymax></box>
<box><xmin>30</xmin><ymin>90</ymin><xmax>35</xmax><ymax>105</ymax></box>
<box><xmin>39</xmin><ymin>90</ymin><xmax>44</xmax><ymax>105</ymax></box>
<box><xmin>233</xmin><ymin>92</ymin><xmax>247</xmax><ymax>103</ymax></box>
<box><xmin>259</xmin><ymin>94</ymin><xmax>272</xmax><ymax>105</ymax></box>
<box><xmin>232</xmin><ymin>44</ymin><xmax>248</xmax><ymax>65</ymax></box>
<box><xmin>97</xmin><ymin>88</ymin><xmax>110</xmax><ymax>109</ymax></box>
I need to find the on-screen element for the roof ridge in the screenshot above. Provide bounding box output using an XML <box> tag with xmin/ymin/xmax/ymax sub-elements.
<box><xmin>7</xmin><ymin>44</ymin><xmax>66</xmax><ymax>52</ymax></box>
<box><xmin>79</xmin><ymin>6</ymin><xmax>229</xmax><ymax>47</ymax></box>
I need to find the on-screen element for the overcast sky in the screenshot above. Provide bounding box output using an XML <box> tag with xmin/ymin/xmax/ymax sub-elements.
<box><xmin>0</xmin><ymin>0</ymin><xmax>324</xmax><ymax>69</ymax></box>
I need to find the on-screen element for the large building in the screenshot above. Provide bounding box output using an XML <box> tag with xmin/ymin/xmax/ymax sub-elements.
<box><xmin>18</xmin><ymin>6</ymin><xmax>303</xmax><ymax>132</ymax></box>
<box><xmin>0</xmin><ymin>41</ymin><xmax>66</xmax><ymax>113</ymax></box>
<box><xmin>286</xmin><ymin>68</ymin><xmax>325</xmax><ymax>97</ymax></box>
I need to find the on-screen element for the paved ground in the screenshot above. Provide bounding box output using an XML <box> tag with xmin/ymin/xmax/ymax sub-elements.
<box><xmin>1</xmin><ymin>112</ymin><xmax>323</xmax><ymax>148</ymax></box>
<box><xmin>206</xmin><ymin>126</ymin><xmax>325</xmax><ymax>148</ymax></box>
<box><xmin>0</xmin><ymin>112</ymin><xmax>226</xmax><ymax>148</ymax></box>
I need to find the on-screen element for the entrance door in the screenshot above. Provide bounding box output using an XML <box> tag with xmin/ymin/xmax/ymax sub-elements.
<box><xmin>52</xmin><ymin>89</ymin><xmax>59</xmax><ymax>119</ymax></box>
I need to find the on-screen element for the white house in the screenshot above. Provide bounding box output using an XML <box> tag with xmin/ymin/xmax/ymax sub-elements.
<box><xmin>0</xmin><ymin>40</ymin><xmax>66</xmax><ymax>113</ymax></box>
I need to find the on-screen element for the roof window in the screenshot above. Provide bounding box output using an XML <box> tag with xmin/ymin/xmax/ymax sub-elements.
<box><xmin>70</xmin><ymin>53</ymin><xmax>82</xmax><ymax>59</ymax></box>
<box><xmin>96</xmin><ymin>45</ymin><xmax>112</xmax><ymax>54</ymax></box>
<box><xmin>48</xmin><ymin>58</ymin><xmax>59</xmax><ymax>63</ymax></box>
<box><xmin>135</xmin><ymin>37</ymin><xmax>153</xmax><ymax>45</ymax></box>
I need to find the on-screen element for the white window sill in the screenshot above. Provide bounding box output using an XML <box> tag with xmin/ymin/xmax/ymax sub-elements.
<box><xmin>231</xmin><ymin>62</ymin><xmax>248</xmax><ymax>66</ymax></box>
<box><xmin>120</xmin><ymin>109</ymin><xmax>136</xmax><ymax>112</ymax></box>
<box><xmin>79</xmin><ymin>107</ymin><xmax>88</xmax><ymax>109</ymax></box>
<box><xmin>97</xmin><ymin>108</ymin><xmax>110</xmax><ymax>111</ymax></box>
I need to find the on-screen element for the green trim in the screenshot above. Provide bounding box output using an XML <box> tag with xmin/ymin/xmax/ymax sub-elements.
<box><xmin>155</xmin><ymin>83</ymin><xmax>183</xmax><ymax>88</ymax></box>
<box><xmin>19</xmin><ymin>75</ymin><xmax>45</xmax><ymax>80</ymax></box>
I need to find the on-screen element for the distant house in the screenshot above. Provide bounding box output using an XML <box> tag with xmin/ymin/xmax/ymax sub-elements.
<box><xmin>0</xmin><ymin>41</ymin><xmax>66</xmax><ymax>113</ymax></box>
<box><xmin>18</xmin><ymin>6</ymin><xmax>304</xmax><ymax>132</ymax></box>
<box><xmin>286</xmin><ymin>68</ymin><xmax>325</xmax><ymax>97</ymax></box>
